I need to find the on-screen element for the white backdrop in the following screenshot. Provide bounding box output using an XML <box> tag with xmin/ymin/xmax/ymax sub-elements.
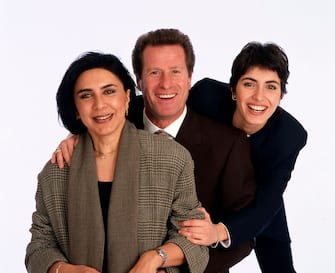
<box><xmin>1</xmin><ymin>1</ymin><xmax>334</xmax><ymax>272</ymax></box>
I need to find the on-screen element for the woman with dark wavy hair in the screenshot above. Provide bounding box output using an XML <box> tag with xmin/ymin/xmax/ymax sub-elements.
<box><xmin>25</xmin><ymin>52</ymin><xmax>208</xmax><ymax>273</ymax></box>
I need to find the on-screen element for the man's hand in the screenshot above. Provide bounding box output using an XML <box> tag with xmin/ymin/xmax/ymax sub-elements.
<box><xmin>51</xmin><ymin>134</ymin><xmax>79</xmax><ymax>168</ymax></box>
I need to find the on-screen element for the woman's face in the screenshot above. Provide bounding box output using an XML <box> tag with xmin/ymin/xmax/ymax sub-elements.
<box><xmin>233</xmin><ymin>66</ymin><xmax>282</xmax><ymax>134</ymax></box>
<box><xmin>74</xmin><ymin>68</ymin><xmax>130</xmax><ymax>138</ymax></box>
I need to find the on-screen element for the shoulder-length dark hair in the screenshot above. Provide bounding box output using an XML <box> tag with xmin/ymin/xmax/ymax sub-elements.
<box><xmin>229</xmin><ymin>42</ymin><xmax>289</xmax><ymax>97</ymax></box>
<box><xmin>56</xmin><ymin>52</ymin><xmax>136</xmax><ymax>134</ymax></box>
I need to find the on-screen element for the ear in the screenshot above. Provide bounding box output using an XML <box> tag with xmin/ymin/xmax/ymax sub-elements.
<box><xmin>231</xmin><ymin>87</ymin><xmax>237</xmax><ymax>101</ymax></box>
<box><xmin>136</xmin><ymin>78</ymin><xmax>143</xmax><ymax>91</ymax></box>
<box><xmin>126</xmin><ymin>89</ymin><xmax>131</xmax><ymax>103</ymax></box>
<box><xmin>187</xmin><ymin>76</ymin><xmax>192</xmax><ymax>90</ymax></box>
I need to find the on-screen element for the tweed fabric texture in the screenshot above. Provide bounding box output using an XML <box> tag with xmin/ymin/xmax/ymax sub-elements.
<box><xmin>26</xmin><ymin>121</ymin><xmax>208</xmax><ymax>273</ymax></box>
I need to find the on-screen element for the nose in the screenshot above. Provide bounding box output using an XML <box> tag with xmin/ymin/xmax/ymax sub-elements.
<box><xmin>93</xmin><ymin>95</ymin><xmax>106</xmax><ymax>109</ymax></box>
<box><xmin>159</xmin><ymin>72</ymin><xmax>172</xmax><ymax>90</ymax></box>
<box><xmin>252</xmin><ymin>86</ymin><xmax>264</xmax><ymax>101</ymax></box>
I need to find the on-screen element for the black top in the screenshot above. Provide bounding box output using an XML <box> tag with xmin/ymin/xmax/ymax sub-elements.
<box><xmin>98</xmin><ymin>182</ymin><xmax>112</xmax><ymax>273</ymax></box>
<box><xmin>188</xmin><ymin>78</ymin><xmax>308</xmax><ymax>246</ymax></box>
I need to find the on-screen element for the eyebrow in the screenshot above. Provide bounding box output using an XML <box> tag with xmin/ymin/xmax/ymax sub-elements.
<box><xmin>76</xmin><ymin>83</ymin><xmax>118</xmax><ymax>94</ymax></box>
<box><xmin>242</xmin><ymin>77</ymin><xmax>280</xmax><ymax>85</ymax></box>
<box><xmin>241</xmin><ymin>77</ymin><xmax>256</xmax><ymax>82</ymax></box>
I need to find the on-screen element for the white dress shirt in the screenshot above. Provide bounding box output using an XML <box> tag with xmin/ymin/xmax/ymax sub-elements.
<box><xmin>143</xmin><ymin>106</ymin><xmax>187</xmax><ymax>138</ymax></box>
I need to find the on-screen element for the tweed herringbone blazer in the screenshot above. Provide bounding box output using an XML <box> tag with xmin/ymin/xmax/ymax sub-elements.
<box><xmin>26</xmin><ymin>121</ymin><xmax>208</xmax><ymax>273</ymax></box>
<box><xmin>128</xmin><ymin>98</ymin><xmax>256</xmax><ymax>272</ymax></box>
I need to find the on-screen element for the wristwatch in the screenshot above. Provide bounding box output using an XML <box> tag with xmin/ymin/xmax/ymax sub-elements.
<box><xmin>155</xmin><ymin>247</ymin><xmax>167</xmax><ymax>267</ymax></box>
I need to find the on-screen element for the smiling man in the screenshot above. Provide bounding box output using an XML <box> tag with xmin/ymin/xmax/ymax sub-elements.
<box><xmin>128</xmin><ymin>28</ymin><xmax>256</xmax><ymax>273</ymax></box>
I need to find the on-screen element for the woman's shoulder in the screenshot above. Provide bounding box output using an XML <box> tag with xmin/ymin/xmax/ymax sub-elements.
<box><xmin>39</xmin><ymin>160</ymin><xmax>69</xmax><ymax>177</ymax></box>
<box><xmin>272</xmin><ymin>107</ymin><xmax>307</xmax><ymax>139</ymax></box>
<box><xmin>191</xmin><ymin>77</ymin><xmax>230</xmax><ymax>93</ymax></box>
<box><xmin>37</xmin><ymin>160</ymin><xmax>69</xmax><ymax>192</ymax></box>
<box><xmin>259</xmin><ymin>107</ymin><xmax>308</xmax><ymax>152</ymax></box>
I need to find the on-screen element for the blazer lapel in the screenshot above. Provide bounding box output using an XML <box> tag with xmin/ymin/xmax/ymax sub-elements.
<box><xmin>66</xmin><ymin>123</ymin><xmax>142</xmax><ymax>272</ymax></box>
<box><xmin>107</xmin><ymin>121</ymin><xmax>140</xmax><ymax>272</ymax></box>
<box><xmin>68</xmin><ymin>132</ymin><xmax>104</xmax><ymax>270</ymax></box>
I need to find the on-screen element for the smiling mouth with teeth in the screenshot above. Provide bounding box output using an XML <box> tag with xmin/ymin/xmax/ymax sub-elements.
<box><xmin>248</xmin><ymin>105</ymin><xmax>266</xmax><ymax>112</ymax></box>
<box><xmin>94</xmin><ymin>114</ymin><xmax>112</xmax><ymax>121</ymax></box>
<box><xmin>157</xmin><ymin>94</ymin><xmax>176</xmax><ymax>99</ymax></box>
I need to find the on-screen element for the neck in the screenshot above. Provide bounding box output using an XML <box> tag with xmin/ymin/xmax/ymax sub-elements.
<box><xmin>90</xmin><ymin>134</ymin><xmax>120</xmax><ymax>160</ymax></box>
<box><xmin>232</xmin><ymin>111</ymin><xmax>262</xmax><ymax>135</ymax></box>
<box><xmin>94</xmin><ymin>149</ymin><xmax>115</xmax><ymax>159</ymax></box>
<box><xmin>144</xmin><ymin>107</ymin><xmax>184</xmax><ymax>129</ymax></box>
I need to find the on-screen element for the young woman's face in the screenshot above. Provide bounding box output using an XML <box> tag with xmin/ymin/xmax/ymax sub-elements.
<box><xmin>74</xmin><ymin>68</ymin><xmax>130</xmax><ymax>138</ymax></box>
<box><xmin>233</xmin><ymin>66</ymin><xmax>282</xmax><ymax>134</ymax></box>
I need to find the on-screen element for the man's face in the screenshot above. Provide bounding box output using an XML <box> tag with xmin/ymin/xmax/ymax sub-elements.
<box><xmin>138</xmin><ymin>45</ymin><xmax>192</xmax><ymax>128</ymax></box>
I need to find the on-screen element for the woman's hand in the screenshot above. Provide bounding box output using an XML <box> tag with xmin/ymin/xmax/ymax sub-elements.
<box><xmin>179</xmin><ymin>207</ymin><xmax>227</xmax><ymax>246</ymax></box>
<box><xmin>128</xmin><ymin>250</ymin><xmax>164</xmax><ymax>273</ymax></box>
<box><xmin>48</xmin><ymin>262</ymin><xmax>100</xmax><ymax>273</ymax></box>
<box><xmin>51</xmin><ymin>134</ymin><xmax>79</xmax><ymax>168</ymax></box>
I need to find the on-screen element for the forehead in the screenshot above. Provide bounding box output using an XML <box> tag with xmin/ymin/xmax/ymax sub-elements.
<box><xmin>242</xmin><ymin>66</ymin><xmax>280</xmax><ymax>82</ymax></box>
<box><xmin>142</xmin><ymin>45</ymin><xmax>186</xmax><ymax>67</ymax></box>
<box><xmin>76</xmin><ymin>68</ymin><xmax>122</xmax><ymax>85</ymax></box>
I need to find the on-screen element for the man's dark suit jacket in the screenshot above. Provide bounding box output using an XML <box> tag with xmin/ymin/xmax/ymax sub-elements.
<box><xmin>128</xmin><ymin>96</ymin><xmax>256</xmax><ymax>272</ymax></box>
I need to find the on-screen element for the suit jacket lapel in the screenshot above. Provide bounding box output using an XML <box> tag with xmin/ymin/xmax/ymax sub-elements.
<box><xmin>176</xmin><ymin>110</ymin><xmax>203</xmax><ymax>147</ymax></box>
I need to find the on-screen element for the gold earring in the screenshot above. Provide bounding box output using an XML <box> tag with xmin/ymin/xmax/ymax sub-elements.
<box><xmin>125</xmin><ymin>108</ymin><xmax>128</xmax><ymax>117</ymax></box>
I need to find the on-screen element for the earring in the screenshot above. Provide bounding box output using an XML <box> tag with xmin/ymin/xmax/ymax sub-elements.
<box><xmin>231</xmin><ymin>93</ymin><xmax>237</xmax><ymax>101</ymax></box>
<box><xmin>125</xmin><ymin>108</ymin><xmax>128</xmax><ymax>117</ymax></box>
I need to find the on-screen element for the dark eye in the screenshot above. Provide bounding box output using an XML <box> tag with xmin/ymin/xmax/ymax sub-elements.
<box><xmin>266</xmin><ymin>84</ymin><xmax>277</xmax><ymax>90</ymax></box>
<box><xmin>243</xmin><ymin>81</ymin><xmax>254</xmax><ymax>88</ymax></box>
<box><xmin>79</xmin><ymin>93</ymin><xmax>92</xmax><ymax>99</ymax></box>
<box><xmin>105</xmin><ymin>89</ymin><xmax>116</xmax><ymax>95</ymax></box>
<box><xmin>150</xmin><ymin>70</ymin><xmax>160</xmax><ymax>76</ymax></box>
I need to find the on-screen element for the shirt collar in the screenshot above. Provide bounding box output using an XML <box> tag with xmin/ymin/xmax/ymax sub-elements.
<box><xmin>143</xmin><ymin>107</ymin><xmax>187</xmax><ymax>138</ymax></box>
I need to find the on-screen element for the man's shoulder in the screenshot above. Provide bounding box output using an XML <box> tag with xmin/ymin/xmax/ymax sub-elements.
<box><xmin>186</xmin><ymin>109</ymin><xmax>245</xmax><ymax>138</ymax></box>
